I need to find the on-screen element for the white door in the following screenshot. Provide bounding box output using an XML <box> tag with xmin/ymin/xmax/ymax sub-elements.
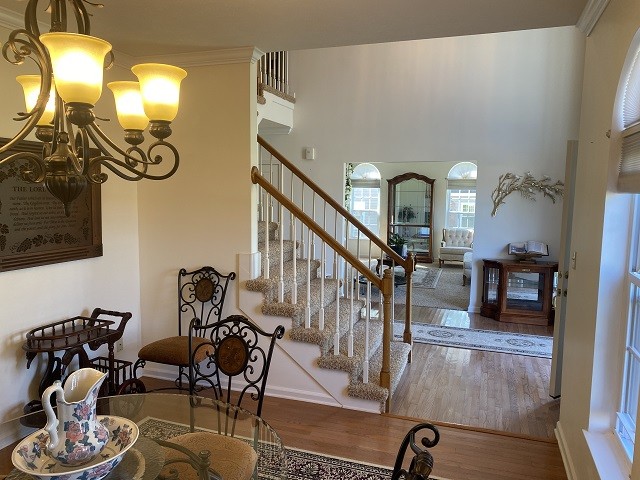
<box><xmin>549</xmin><ymin>140</ymin><xmax>578</xmax><ymax>398</ymax></box>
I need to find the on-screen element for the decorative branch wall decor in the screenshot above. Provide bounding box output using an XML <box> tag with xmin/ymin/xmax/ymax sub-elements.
<box><xmin>490</xmin><ymin>172</ymin><xmax>564</xmax><ymax>217</ymax></box>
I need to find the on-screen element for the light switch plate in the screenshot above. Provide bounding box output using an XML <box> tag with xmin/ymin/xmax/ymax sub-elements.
<box><xmin>303</xmin><ymin>147</ymin><xmax>315</xmax><ymax>160</ymax></box>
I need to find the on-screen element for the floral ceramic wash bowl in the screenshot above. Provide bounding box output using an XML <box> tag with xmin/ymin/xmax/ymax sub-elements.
<box><xmin>11</xmin><ymin>416</ymin><xmax>138</xmax><ymax>480</ymax></box>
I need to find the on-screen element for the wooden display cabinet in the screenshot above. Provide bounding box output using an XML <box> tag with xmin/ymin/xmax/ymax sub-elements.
<box><xmin>480</xmin><ymin>258</ymin><xmax>558</xmax><ymax>326</ymax></box>
<box><xmin>387</xmin><ymin>172</ymin><xmax>435</xmax><ymax>264</ymax></box>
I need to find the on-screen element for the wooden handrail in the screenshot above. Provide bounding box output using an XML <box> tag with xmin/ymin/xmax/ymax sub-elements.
<box><xmin>257</xmin><ymin>135</ymin><xmax>411</xmax><ymax>272</ymax></box>
<box><xmin>252</xmin><ymin>167</ymin><xmax>388</xmax><ymax>290</ymax></box>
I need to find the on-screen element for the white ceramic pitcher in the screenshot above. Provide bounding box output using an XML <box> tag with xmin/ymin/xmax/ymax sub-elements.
<box><xmin>42</xmin><ymin>368</ymin><xmax>108</xmax><ymax>466</ymax></box>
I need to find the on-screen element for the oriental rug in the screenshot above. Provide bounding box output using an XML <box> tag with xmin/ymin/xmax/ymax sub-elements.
<box><xmin>393</xmin><ymin>322</ymin><xmax>553</xmax><ymax>358</ymax></box>
<box><xmin>138</xmin><ymin>417</ymin><xmax>448</xmax><ymax>479</ymax></box>
<box><xmin>363</xmin><ymin>265</ymin><xmax>470</xmax><ymax>310</ymax></box>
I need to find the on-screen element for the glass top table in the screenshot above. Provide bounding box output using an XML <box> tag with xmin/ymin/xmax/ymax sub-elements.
<box><xmin>0</xmin><ymin>393</ymin><xmax>286</xmax><ymax>480</ymax></box>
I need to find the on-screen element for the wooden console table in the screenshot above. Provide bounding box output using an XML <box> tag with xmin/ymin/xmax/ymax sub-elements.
<box><xmin>22</xmin><ymin>308</ymin><xmax>137</xmax><ymax>415</ymax></box>
<box><xmin>480</xmin><ymin>258</ymin><xmax>558</xmax><ymax>325</ymax></box>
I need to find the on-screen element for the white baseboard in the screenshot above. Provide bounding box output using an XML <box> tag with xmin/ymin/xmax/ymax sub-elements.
<box><xmin>555</xmin><ymin>420</ymin><xmax>577</xmax><ymax>480</ymax></box>
<box><xmin>260</xmin><ymin>384</ymin><xmax>341</xmax><ymax>408</ymax></box>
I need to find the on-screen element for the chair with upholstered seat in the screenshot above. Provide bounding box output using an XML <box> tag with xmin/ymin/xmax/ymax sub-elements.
<box><xmin>439</xmin><ymin>228</ymin><xmax>474</xmax><ymax>268</ymax></box>
<box><xmin>159</xmin><ymin>314</ymin><xmax>286</xmax><ymax>480</ymax></box>
<box><xmin>133</xmin><ymin>266</ymin><xmax>236</xmax><ymax>391</ymax></box>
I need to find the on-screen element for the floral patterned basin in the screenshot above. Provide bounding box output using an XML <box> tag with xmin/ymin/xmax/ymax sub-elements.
<box><xmin>11</xmin><ymin>416</ymin><xmax>138</xmax><ymax>480</ymax></box>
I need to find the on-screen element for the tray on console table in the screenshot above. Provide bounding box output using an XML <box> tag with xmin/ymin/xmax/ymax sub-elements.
<box><xmin>24</xmin><ymin>316</ymin><xmax>115</xmax><ymax>355</ymax></box>
<box><xmin>22</xmin><ymin>310</ymin><xmax>133</xmax><ymax>418</ymax></box>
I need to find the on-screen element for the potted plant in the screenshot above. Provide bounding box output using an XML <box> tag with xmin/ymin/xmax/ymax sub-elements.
<box><xmin>398</xmin><ymin>206</ymin><xmax>416</xmax><ymax>223</ymax></box>
<box><xmin>389</xmin><ymin>233</ymin><xmax>407</xmax><ymax>257</ymax></box>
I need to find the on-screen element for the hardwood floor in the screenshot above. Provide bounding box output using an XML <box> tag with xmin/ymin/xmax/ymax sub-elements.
<box><xmin>390</xmin><ymin>306</ymin><xmax>559</xmax><ymax>439</ymax></box>
<box><xmin>141</xmin><ymin>377</ymin><xmax>567</xmax><ymax>480</ymax></box>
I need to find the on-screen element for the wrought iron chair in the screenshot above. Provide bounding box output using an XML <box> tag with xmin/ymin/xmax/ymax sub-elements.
<box><xmin>161</xmin><ymin>314</ymin><xmax>286</xmax><ymax>480</ymax></box>
<box><xmin>391</xmin><ymin>423</ymin><xmax>440</xmax><ymax>480</ymax></box>
<box><xmin>133</xmin><ymin>266</ymin><xmax>236</xmax><ymax>391</ymax></box>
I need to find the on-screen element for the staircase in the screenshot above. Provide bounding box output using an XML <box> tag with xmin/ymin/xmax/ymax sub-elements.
<box><xmin>241</xmin><ymin>136</ymin><xmax>416</xmax><ymax>413</ymax></box>
<box><xmin>245</xmin><ymin>221</ymin><xmax>411</xmax><ymax>409</ymax></box>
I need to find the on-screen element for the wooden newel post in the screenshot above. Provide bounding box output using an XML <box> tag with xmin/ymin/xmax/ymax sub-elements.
<box><xmin>381</xmin><ymin>268</ymin><xmax>393</xmax><ymax>412</ymax></box>
<box><xmin>404</xmin><ymin>253</ymin><xmax>414</xmax><ymax>363</ymax></box>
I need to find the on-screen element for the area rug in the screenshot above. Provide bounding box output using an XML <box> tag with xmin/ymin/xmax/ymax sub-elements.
<box><xmin>138</xmin><ymin>417</ymin><xmax>447</xmax><ymax>479</ymax></box>
<box><xmin>396</xmin><ymin>266</ymin><xmax>469</xmax><ymax>311</ymax></box>
<box><xmin>393</xmin><ymin>322</ymin><xmax>553</xmax><ymax>358</ymax></box>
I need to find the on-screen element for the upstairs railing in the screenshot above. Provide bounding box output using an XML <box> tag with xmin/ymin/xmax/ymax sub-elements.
<box><xmin>258</xmin><ymin>51</ymin><xmax>295</xmax><ymax>102</ymax></box>
<box><xmin>252</xmin><ymin>135</ymin><xmax>414</xmax><ymax>412</ymax></box>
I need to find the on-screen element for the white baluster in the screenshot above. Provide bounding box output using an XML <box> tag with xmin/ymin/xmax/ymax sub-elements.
<box><xmin>264</xmin><ymin>189</ymin><xmax>270</xmax><ymax>280</ymax></box>
<box><xmin>304</xmin><ymin>226</ymin><xmax>312</xmax><ymax>328</ymax></box>
<box><xmin>319</xmin><ymin>204</ymin><xmax>326</xmax><ymax>331</ymax></box>
<box><xmin>288</xmin><ymin>173</ymin><xmax>296</xmax><ymax>304</ymax></box>
<box><xmin>363</xmin><ymin>280</ymin><xmax>370</xmax><ymax>384</ymax></box>
<box><xmin>285</xmin><ymin>51</ymin><xmax>289</xmax><ymax>95</ymax></box>
<box><xmin>334</xmin><ymin>251</ymin><xmax>341</xmax><ymax>356</ymax></box>
<box><xmin>277</xmin><ymin>164</ymin><xmax>284</xmax><ymax>302</ymax></box>
<box><xmin>391</xmin><ymin>258</ymin><xmax>395</xmax><ymax>322</ymax></box>
<box><xmin>279</xmin><ymin>51</ymin><xmax>283</xmax><ymax>92</ymax></box>
<box><xmin>347</xmin><ymin>263</ymin><xmax>354</xmax><ymax>357</ymax></box>
<box><xmin>311</xmin><ymin>193</ymin><xmax>317</xmax><ymax>260</ymax></box>
<box><xmin>300</xmin><ymin>184</ymin><xmax>306</xmax><ymax>255</ymax></box>
<box><xmin>291</xmin><ymin>212</ymin><xmax>298</xmax><ymax>305</ymax></box>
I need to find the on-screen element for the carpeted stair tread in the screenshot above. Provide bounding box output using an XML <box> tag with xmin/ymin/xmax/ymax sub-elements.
<box><xmin>246</xmin><ymin>258</ymin><xmax>321</xmax><ymax>299</ymax></box>
<box><xmin>316</xmin><ymin>319</ymin><xmax>385</xmax><ymax>379</ymax></box>
<box><xmin>347</xmin><ymin>341</ymin><xmax>412</xmax><ymax>406</ymax></box>
<box><xmin>259</xmin><ymin>239</ymin><xmax>297</xmax><ymax>269</ymax></box>
<box><xmin>261</xmin><ymin>278</ymin><xmax>340</xmax><ymax>319</ymax></box>
<box><xmin>250</xmin><ymin>222</ymin><xmax>412</xmax><ymax>411</ymax></box>
<box><xmin>258</xmin><ymin>221</ymin><xmax>278</xmax><ymax>243</ymax></box>
<box><xmin>289</xmin><ymin>298</ymin><xmax>367</xmax><ymax>353</ymax></box>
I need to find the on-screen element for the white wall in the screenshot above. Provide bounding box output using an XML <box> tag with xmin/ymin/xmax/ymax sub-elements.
<box><xmin>0</xmin><ymin>25</ymin><xmax>142</xmax><ymax>422</ymax></box>
<box><xmin>136</xmin><ymin>56</ymin><xmax>259</xmax><ymax>379</ymax></box>
<box><xmin>267</xmin><ymin>27</ymin><xmax>585</xmax><ymax>312</ymax></box>
<box><xmin>557</xmin><ymin>0</ymin><xmax>640</xmax><ymax>478</ymax></box>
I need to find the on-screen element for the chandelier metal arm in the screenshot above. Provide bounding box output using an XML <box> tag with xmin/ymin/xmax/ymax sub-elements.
<box><xmin>85</xmin><ymin>124</ymin><xmax>180</xmax><ymax>182</ymax></box>
<box><xmin>0</xmin><ymin>28</ymin><xmax>52</xmax><ymax>157</ymax></box>
<box><xmin>3</xmin><ymin>151</ymin><xmax>46</xmax><ymax>183</ymax></box>
<box><xmin>75</xmin><ymin>1</ymin><xmax>92</xmax><ymax>35</ymax></box>
<box><xmin>24</xmin><ymin>0</ymin><xmax>41</xmax><ymax>36</ymax></box>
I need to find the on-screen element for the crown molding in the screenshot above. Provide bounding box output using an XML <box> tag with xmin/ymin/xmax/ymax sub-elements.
<box><xmin>142</xmin><ymin>47</ymin><xmax>265</xmax><ymax>68</ymax></box>
<box><xmin>576</xmin><ymin>0</ymin><xmax>611</xmax><ymax>36</ymax></box>
<box><xmin>0</xmin><ymin>7</ymin><xmax>25</xmax><ymax>31</ymax></box>
<box><xmin>0</xmin><ymin>8</ymin><xmax>262</xmax><ymax>70</ymax></box>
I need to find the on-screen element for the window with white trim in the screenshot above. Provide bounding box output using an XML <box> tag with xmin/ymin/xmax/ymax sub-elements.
<box><xmin>445</xmin><ymin>162</ymin><xmax>477</xmax><ymax>229</ymax></box>
<box><xmin>348</xmin><ymin>163</ymin><xmax>381</xmax><ymax>238</ymax></box>
<box><xmin>615</xmin><ymin>28</ymin><xmax>640</xmax><ymax>460</ymax></box>
<box><xmin>618</xmin><ymin>197</ymin><xmax>640</xmax><ymax>458</ymax></box>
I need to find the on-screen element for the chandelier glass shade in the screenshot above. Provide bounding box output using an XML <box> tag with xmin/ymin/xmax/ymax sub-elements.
<box><xmin>1</xmin><ymin>0</ymin><xmax>187</xmax><ymax>216</ymax></box>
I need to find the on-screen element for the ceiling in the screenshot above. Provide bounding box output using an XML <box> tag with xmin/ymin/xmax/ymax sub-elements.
<box><xmin>0</xmin><ymin>0</ymin><xmax>589</xmax><ymax>58</ymax></box>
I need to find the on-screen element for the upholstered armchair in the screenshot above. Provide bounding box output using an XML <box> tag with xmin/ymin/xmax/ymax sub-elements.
<box><xmin>439</xmin><ymin>228</ymin><xmax>474</xmax><ymax>267</ymax></box>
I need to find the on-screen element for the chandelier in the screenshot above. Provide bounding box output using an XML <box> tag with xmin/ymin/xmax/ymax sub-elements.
<box><xmin>1</xmin><ymin>0</ymin><xmax>187</xmax><ymax>216</ymax></box>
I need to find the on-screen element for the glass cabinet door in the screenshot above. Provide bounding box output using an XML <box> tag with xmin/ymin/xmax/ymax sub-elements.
<box><xmin>483</xmin><ymin>265</ymin><xmax>499</xmax><ymax>305</ymax></box>
<box><xmin>505</xmin><ymin>271</ymin><xmax>544</xmax><ymax>311</ymax></box>
<box><xmin>387</xmin><ymin>172</ymin><xmax>435</xmax><ymax>263</ymax></box>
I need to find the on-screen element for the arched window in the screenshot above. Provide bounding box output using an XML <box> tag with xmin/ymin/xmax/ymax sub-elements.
<box><xmin>445</xmin><ymin>162</ymin><xmax>477</xmax><ymax>229</ymax></box>
<box><xmin>348</xmin><ymin>163</ymin><xmax>381</xmax><ymax>237</ymax></box>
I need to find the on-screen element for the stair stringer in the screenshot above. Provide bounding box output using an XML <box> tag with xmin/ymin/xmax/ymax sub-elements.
<box><xmin>237</xmin><ymin>255</ymin><xmax>383</xmax><ymax>413</ymax></box>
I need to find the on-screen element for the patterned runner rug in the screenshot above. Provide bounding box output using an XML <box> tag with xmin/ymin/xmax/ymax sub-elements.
<box><xmin>138</xmin><ymin>417</ymin><xmax>448</xmax><ymax>479</ymax></box>
<box><xmin>393</xmin><ymin>322</ymin><xmax>552</xmax><ymax>358</ymax></box>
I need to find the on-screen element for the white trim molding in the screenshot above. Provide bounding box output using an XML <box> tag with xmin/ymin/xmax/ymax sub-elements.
<box><xmin>0</xmin><ymin>6</ymin><xmax>28</xmax><ymax>31</ymax></box>
<box><xmin>143</xmin><ymin>47</ymin><xmax>264</xmax><ymax>68</ymax></box>
<box><xmin>576</xmin><ymin>0</ymin><xmax>611</xmax><ymax>36</ymax></box>
<box><xmin>556</xmin><ymin>421</ymin><xmax>578</xmax><ymax>480</ymax></box>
